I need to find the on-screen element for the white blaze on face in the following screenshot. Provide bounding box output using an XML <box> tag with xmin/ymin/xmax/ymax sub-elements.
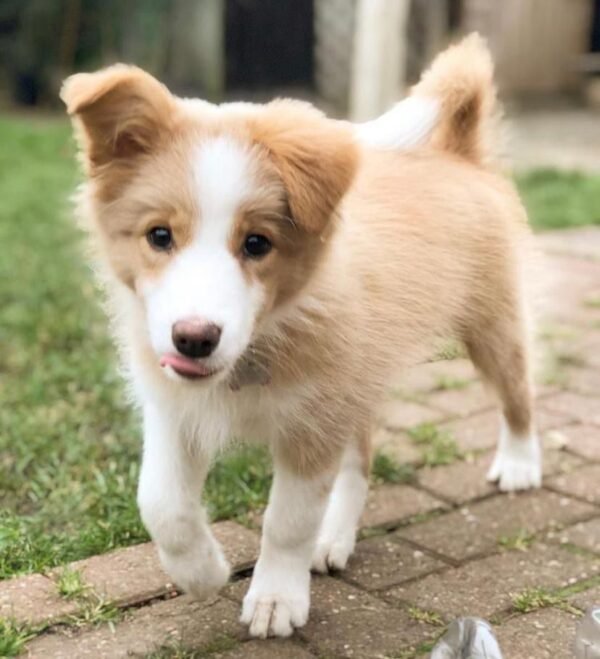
<box><xmin>141</xmin><ymin>136</ymin><xmax>265</xmax><ymax>373</ymax></box>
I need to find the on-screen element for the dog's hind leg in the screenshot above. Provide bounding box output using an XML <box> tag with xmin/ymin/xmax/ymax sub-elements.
<box><xmin>311</xmin><ymin>425</ymin><xmax>371</xmax><ymax>573</ymax></box>
<box><xmin>464</xmin><ymin>300</ymin><xmax>541</xmax><ymax>492</ymax></box>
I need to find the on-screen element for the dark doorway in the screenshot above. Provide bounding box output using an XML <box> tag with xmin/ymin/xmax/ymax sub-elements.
<box><xmin>592</xmin><ymin>0</ymin><xmax>600</xmax><ymax>51</ymax></box>
<box><xmin>225</xmin><ymin>0</ymin><xmax>314</xmax><ymax>91</ymax></box>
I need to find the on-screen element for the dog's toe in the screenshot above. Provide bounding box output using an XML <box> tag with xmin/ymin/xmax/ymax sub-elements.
<box><xmin>497</xmin><ymin>461</ymin><xmax>541</xmax><ymax>491</ymax></box>
<box><xmin>242</xmin><ymin>594</ymin><xmax>307</xmax><ymax>638</ymax></box>
<box><xmin>311</xmin><ymin>531</ymin><xmax>355</xmax><ymax>573</ymax></box>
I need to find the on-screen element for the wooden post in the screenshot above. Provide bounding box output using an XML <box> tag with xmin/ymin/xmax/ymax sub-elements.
<box><xmin>349</xmin><ymin>0</ymin><xmax>412</xmax><ymax>121</ymax></box>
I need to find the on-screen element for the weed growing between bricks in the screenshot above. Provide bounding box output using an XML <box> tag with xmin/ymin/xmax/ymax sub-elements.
<box><xmin>510</xmin><ymin>587</ymin><xmax>578</xmax><ymax>616</ymax></box>
<box><xmin>372</xmin><ymin>452</ymin><xmax>417</xmax><ymax>485</ymax></box>
<box><xmin>408</xmin><ymin>423</ymin><xmax>464</xmax><ymax>467</ymax></box>
<box><xmin>490</xmin><ymin>575</ymin><xmax>600</xmax><ymax>627</ymax></box>
<box><xmin>407</xmin><ymin>606</ymin><xmax>445</xmax><ymax>627</ymax></box>
<box><xmin>0</xmin><ymin>568</ymin><xmax>157</xmax><ymax>652</ymax></box>
<box><xmin>497</xmin><ymin>529</ymin><xmax>536</xmax><ymax>552</ymax></box>
<box><xmin>55</xmin><ymin>566</ymin><xmax>88</xmax><ymax>600</ymax></box>
<box><xmin>0</xmin><ymin>580</ymin><xmax>124</xmax><ymax>656</ymax></box>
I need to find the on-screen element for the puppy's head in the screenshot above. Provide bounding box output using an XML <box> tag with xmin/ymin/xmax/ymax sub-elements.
<box><xmin>62</xmin><ymin>66</ymin><xmax>358</xmax><ymax>384</ymax></box>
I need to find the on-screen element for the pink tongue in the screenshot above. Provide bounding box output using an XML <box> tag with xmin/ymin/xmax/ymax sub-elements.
<box><xmin>160</xmin><ymin>354</ymin><xmax>212</xmax><ymax>376</ymax></box>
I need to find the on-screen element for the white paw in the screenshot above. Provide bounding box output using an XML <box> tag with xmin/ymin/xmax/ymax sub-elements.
<box><xmin>159</xmin><ymin>536</ymin><xmax>230</xmax><ymax>600</ymax></box>
<box><xmin>311</xmin><ymin>530</ymin><xmax>356</xmax><ymax>573</ymax></box>
<box><xmin>241</xmin><ymin>565</ymin><xmax>310</xmax><ymax>638</ymax></box>
<box><xmin>487</xmin><ymin>433</ymin><xmax>541</xmax><ymax>492</ymax></box>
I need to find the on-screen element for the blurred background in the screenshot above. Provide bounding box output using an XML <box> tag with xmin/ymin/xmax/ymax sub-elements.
<box><xmin>2</xmin><ymin>0</ymin><xmax>600</xmax><ymax>168</ymax></box>
<box><xmin>0</xmin><ymin>0</ymin><xmax>598</xmax><ymax>114</ymax></box>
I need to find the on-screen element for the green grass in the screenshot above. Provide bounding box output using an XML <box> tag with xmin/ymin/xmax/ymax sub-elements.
<box><xmin>0</xmin><ymin>117</ymin><xmax>150</xmax><ymax>578</ymax></box>
<box><xmin>516</xmin><ymin>169</ymin><xmax>600</xmax><ymax>231</ymax></box>
<box><xmin>0</xmin><ymin>618</ymin><xmax>38</xmax><ymax>657</ymax></box>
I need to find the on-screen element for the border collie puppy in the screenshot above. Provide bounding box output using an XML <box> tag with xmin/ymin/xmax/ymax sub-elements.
<box><xmin>62</xmin><ymin>35</ymin><xmax>540</xmax><ymax>638</ymax></box>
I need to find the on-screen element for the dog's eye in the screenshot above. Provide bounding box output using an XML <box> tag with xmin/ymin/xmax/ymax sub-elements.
<box><xmin>243</xmin><ymin>234</ymin><xmax>272</xmax><ymax>259</ymax></box>
<box><xmin>147</xmin><ymin>227</ymin><xmax>173</xmax><ymax>251</ymax></box>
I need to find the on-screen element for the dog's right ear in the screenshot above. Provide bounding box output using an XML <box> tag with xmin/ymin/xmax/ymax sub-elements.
<box><xmin>61</xmin><ymin>65</ymin><xmax>176</xmax><ymax>175</ymax></box>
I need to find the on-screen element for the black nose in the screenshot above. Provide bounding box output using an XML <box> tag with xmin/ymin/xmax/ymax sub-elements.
<box><xmin>172</xmin><ymin>319</ymin><xmax>222</xmax><ymax>358</ymax></box>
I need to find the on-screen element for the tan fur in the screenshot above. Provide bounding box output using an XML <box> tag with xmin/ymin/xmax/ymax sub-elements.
<box><xmin>249</xmin><ymin>100</ymin><xmax>359</xmax><ymax>234</ymax></box>
<box><xmin>61</xmin><ymin>65</ymin><xmax>179</xmax><ymax>204</ymax></box>
<box><xmin>64</xmin><ymin>35</ymin><xmax>536</xmax><ymax>482</ymax></box>
<box><xmin>412</xmin><ymin>33</ymin><xmax>498</xmax><ymax>166</ymax></box>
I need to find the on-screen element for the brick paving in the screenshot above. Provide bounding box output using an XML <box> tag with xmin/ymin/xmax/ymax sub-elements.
<box><xmin>2</xmin><ymin>228</ymin><xmax>600</xmax><ymax>658</ymax></box>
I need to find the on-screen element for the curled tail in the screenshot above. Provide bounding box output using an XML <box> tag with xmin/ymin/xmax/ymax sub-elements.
<box><xmin>412</xmin><ymin>33</ymin><xmax>499</xmax><ymax>166</ymax></box>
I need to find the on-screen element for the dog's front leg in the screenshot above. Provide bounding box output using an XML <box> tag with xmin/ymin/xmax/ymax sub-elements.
<box><xmin>241</xmin><ymin>450</ymin><xmax>337</xmax><ymax>638</ymax></box>
<box><xmin>137</xmin><ymin>403</ymin><xmax>230</xmax><ymax>599</ymax></box>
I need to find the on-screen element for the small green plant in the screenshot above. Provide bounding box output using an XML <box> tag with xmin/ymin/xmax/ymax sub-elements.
<box><xmin>0</xmin><ymin>618</ymin><xmax>37</xmax><ymax>657</ymax></box>
<box><xmin>511</xmin><ymin>587</ymin><xmax>571</xmax><ymax>614</ymax></box>
<box><xmin>498</xmin><ymin>529</ymin><xmax>535</xmax><ymax>552</ymax></box>
<box><xmin>67</xmin><ymin>596</ymin><xmax>122</xmax><ymax>628</ymax></box>
<box><xmin>408</xmin><ymin>423</ymin><xmax>462</xmax><ymax>467</ymax></box>
<box><xmin>513</xmin><ymin>586</ymin><xmax>582</xmax><ymax>616</ymax></box>
<box><xmin>407</xmin><ymin>606</ymin><xmax>445</xmax><ymax>627</ymax></box>
<box><xmin>371</xmin><ymin>452</ymin><xmax>416</xmax><ymax>484</ymax></box>
<box><xmin>56</xmin><ymin>566</ymin><xmax>88</xmax><ymax>600</ymax></box>
<box><xmin>433</xmin><ymin>375</ymin><xmax>469</xmax><ymax>391</ymax></box>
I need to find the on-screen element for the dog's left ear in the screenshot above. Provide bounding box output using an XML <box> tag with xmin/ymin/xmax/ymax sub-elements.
<box><xmin>61</xmin><ymin>64</ymin><xmax>176</xmax><ymax>174</ymax></box>
<box><xmin>253</xmin><ymin>100</ymin><xmax>359</xmax><ymax>234</ymax></box>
